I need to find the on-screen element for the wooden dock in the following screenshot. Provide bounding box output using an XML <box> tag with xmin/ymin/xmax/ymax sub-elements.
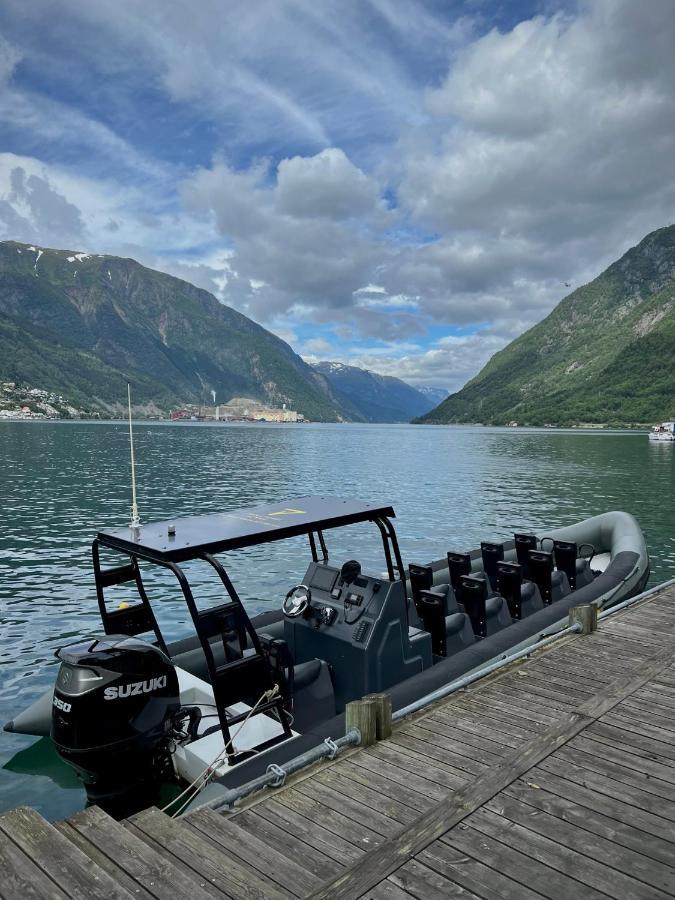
<box><xmin>2</xmin><ymin>582</ymin><xmax>675</xmax><ymax>899</ymax></box>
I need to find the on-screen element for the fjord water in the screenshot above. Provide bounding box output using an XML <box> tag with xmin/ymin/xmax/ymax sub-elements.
<box><xmin>1</xmin><ymin>421</ymin><xmax>673</xmax><ymax>819</ymax></box>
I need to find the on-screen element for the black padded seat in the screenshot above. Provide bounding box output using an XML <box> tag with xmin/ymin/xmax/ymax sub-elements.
<box><xmin>428</xmin><ymin>582</ymin><xmax>460</xmax><ymax>615</ymax></box>
<box><xmin>444</xmin><ymin>612</ymin><xmax>476</xmax><ymax>655</ymax></box>
<box><xmin>481</xmin><ymin>542</ymin><xmax>505</xmax><ymax>591</ymax></box>
<box><xmin>520</xmin><ymin>581</ymin><xmax>545</xmax><ymax>617</ymax></box>
<box><xmin>447</xmin><ymin>552</ymin><xmax>471</xmax><ymax>595</ymax></box>
<box><xmin>291</xmin><ymin>659</ymin><xmax>336</xmax><ymax>731</ymax></box>
<box><xmin>417</xmin><ymin>589</ymin><xmax>473</xmax><ymax>657</ymax></box>
<box><xmin>495</xmin><ymin>561</ymin><xmax>543</xmax><ymax>620</ymax></box>
<box><xmin>460</xmin><ymin>575</ymin><xmax>512</xmax><ymax>638</ymax></box>
<box><xmin>514</xmin><ymin>533</ymin><xmax>538</xmax><ymax>578</ymax></box>
<box><xmin>528</xmin><ymin>549</ymin><xmax>570</xmax><ymax>604</ymax></box>
<box><xmin>575</xmin><ymin>558</ymin><xmax>595</xmax><ymax>589</ymax></box>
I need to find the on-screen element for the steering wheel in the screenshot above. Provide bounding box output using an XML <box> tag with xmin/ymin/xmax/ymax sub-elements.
<box><xmin>283</xmin><ymin>584</ymin><xmax>312</xmax><ymax>618</ymax></box>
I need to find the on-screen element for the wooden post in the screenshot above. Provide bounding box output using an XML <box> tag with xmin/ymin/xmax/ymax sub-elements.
<box><xmin>363</xmin><ymin>693</ymin><xmax>393</xmax><ymax>740</ymax></box>
<box><xmin>345</xmin><ymin>698</ymin><xmax>377</xmax><ymax>747</ymax></box>
<box><xmin>569</xmin><ymin>603</ymin><xmax>598</xmax><ymax>635</ymax></box>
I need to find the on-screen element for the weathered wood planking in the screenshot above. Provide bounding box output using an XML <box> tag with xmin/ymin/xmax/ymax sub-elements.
<box><xmin>1</xmin><ymin>583</ymin><xmax>674</xmax><ymax>900</ymax></box>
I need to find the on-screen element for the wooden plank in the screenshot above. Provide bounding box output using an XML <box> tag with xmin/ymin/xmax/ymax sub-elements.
<box><xmin>65</xmin><ymin>806</ymin><xmax>218</xmax><ymax>900</ymax></box>
<box><xmin>490</xmin><ymin>678</ymin><xmax>583</xmax><ymax>707</ymax></box>
<box><xmin>486</xmin><ymin>790</ymin><xmax>675</xmax><ymax>895</ymax></box>
<box><xmin>187</xmin><ymin>808</ymin><xmax>319</xmax><ymax>896</ymax></box>
<box><xmin>569</xmin><ymin>734</ymin><xmax>675</xmax><ymax>783</ymax></box>
<box><xmin>54</xmin><ymin>821</ymin><xmax>154</xmax><ymax>900</ymax></box>
<box><xmin>388</xmin><ymin>732</ymin><xmax>480</xmax><ymax>779</ymax></box>
<box><xmin>467</xmin><ymin>806</ymin><xmax>666</xmax><ymax>900</ymax></box>
<box><xmin>443</xmin><ymin>825</ymin><xmax>591</xmax><ymax>900</ymax></box>
<box><xmin>256</xmin><ymin>796</ymin><xmax>362</xmax><ymax>866</ymax></box>
<box><xmin>316</xmin><ymin>767</ymin><xmax>426</xmax><ymax>820</ymax></box>
<box><xmin>451</xmin><ymin>696</ymin><xmax>551</xmax><ymax>731</ymax></box>
<box><xmin>462</xmin><ymin>687</ymin><xmax>565</xmax><ymax>720</ymax></box>
<box><xmin>418</xmin><ymin>838</ymin><xmax>546</xmax><ymax>900</ymax></box>
<box><xmin>538</xmin><ymin>756</ymin><xmax>675</xmax><ymax>822</ymax></box>
<box><xmin>274</xmin><ymin>789</ymin><xmax>385</xmax><ymax>853</ymax></box>
<box><xmin>130</xmin><ymin>807</ymin><xmax>288</xmax><ymax>900</ymax></box>
<box><xmin>390</xmin><ymin>858</ymin><xmax>483</xmax><ymax>899</ymax></box>
<box><xmin>360</xmin><ymin>880</ymin><xmax>416</xmax><ymax>899</ymax></box>
<box><xmin>401</xmin><ymin>719</ymin><xmax>503</xmax><ymax>764</ymax></box>
<box><xmin>428</xmin><ymin>708</ymin><xmax>525</xmax><ymax>748</ymax></box>
<box><xmin>351</xmin><ymin>747</ymin><xmax>453</xmax><ymax>802</ymax></box>
<box><xmin>294</xmin><ymin>778</ymin><xmax>404</xmax><ymax>835</ymax></box>
<box><xmin>394</xmin><ymin>726</ymin><xmax>494</xmax><ymax>774</ymax></box>
<box><xmin>603</xmin><ymin>709</ymin><xmax>675</xmax><ymax>745</ymax></box>
<box><xmin>504</xmin><ymin>778</ymin><xmax>675</xmax><ymax>868</ymax></box>
<box><xmin>553</xmin><ymin>744</ymin><xmax>675</xmax><ymax>801</ymax></box>
<box><xmin>0</xmin><ymin>806</ymin><xmax>132</xmax><ymax>900</ymax></box>
<box><xmin>634</xmin><ymin>687</ymin><xmax>675</xmax><ymax>712</ymax></box>
<box><xmin>420</xmin><ymin>712</ymin><xmax>515</xmax><ymax>754</ymax></box>
<box><xmin>524</xmin><ymin>770</ymin><xmax>675</xmax><ymax>852</ymax></box>
<box><xmin>586</xmin><ymin>719</ymin><xmax>675</xmax><ymax>763</ymax></box>
<box><xmin>308</xmin><ymin>648</ymin><xmax>675</xmax><ymax>899</ymax></box>
<box><xmin>232</xmin><ymin>809</ymin><xmax>340</xmax><ymax>879</ymax></box>
<box><xmin>620</xmin><ymin>696</ymin><xmax>675</xmax><ymax>724</ymax></box>
<box><xmin>365</xmin><ymin>741</ymin><xmax>468</xmax><ymax>792</ymax></box>
<box><xmin>0</xmin><ymin>829</ymin><xmax>68</xmax><ymax>900</ymax></box>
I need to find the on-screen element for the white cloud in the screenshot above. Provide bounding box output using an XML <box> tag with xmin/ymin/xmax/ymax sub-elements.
<box><xmin>0</xmin><ymin>35</ymin><xmax>22</xmax><ymax>85</ymax></box>
<box><xmin>276</xmin><ymin>149</ymin><xmax>379</xmax><ymax>221</ymax></box>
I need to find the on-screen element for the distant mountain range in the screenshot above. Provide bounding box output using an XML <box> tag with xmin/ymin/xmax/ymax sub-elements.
<box><xmin>0</xmin><ymin>241</ymin><xmax>446</xmax><ymax>423</ymax></box>
<box><xmin>417</xmin><ymin>225</ymin><xmax>675</xmax><ymax>426</ymax></box>
<box><xmin>311</xmin><ymin>361</ymin><xmax>446</xmax><ymax>423</ymax></box>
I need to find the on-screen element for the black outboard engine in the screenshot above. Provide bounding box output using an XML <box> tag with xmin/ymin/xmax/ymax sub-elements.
<box><xmin>51</xmin><ymin>634</ymin><xmax>180</xmax><ymax>817</ymax></box>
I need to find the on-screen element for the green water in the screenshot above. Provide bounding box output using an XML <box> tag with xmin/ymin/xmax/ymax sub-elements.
<box><xmin>0</xmin><ymin>421</ymin><xmax>673</xmax><ymax>819</ymax></box>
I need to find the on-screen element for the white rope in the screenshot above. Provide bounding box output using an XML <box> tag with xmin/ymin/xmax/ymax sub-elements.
<box><xmin>162</xmin><ymin>684</ymin><xmax>281</xmax><ymax>817</ymax></box>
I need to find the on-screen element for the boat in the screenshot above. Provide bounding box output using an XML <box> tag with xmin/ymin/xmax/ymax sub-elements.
<box><xmin>649</xmin><ymin>421</ymin><xmax>675</xmax><ymax>441</ymax></box>
<box><xmin>5</xmin><ymin>497</ymin><xmax>649</xmax><ymax>817</ymax></box>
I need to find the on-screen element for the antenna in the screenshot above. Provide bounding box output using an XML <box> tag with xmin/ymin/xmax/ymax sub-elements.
<box><xmin>127</xmin><ymin>383</ymin><xmax>140</xmax><ymax>530</ymax></box>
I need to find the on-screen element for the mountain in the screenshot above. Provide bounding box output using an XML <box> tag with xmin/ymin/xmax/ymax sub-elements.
<box><xmin>417</xmin><ymin>225</ymin><xmax>675</xmax><ymax>426</ymax></box>
<box><xmin>311</xmin><ymin>361</ymin><xmax>444</xmax><ymax>423</ymax></box>
<box><xmin>0</xmin><ymin>241</ymin><xmax>356</xmax><ymax>422</ymax></box>
<box><xmin>418</xmin><ymin>386</ymin><xmax>449</xmax><ymax>407</ymax></box>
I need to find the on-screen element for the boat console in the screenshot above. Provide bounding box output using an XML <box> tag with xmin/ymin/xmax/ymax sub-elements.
<box><xmin>284</xmin><ymin>560</ymin><xmax>432</xmax><ymax>711</ymax></box>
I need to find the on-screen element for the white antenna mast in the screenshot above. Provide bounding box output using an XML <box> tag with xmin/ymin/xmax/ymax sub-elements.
<box><xmin>127</xmin><ymin>383</ymin><xmax>140</xmax><ymax>529</ymax></box>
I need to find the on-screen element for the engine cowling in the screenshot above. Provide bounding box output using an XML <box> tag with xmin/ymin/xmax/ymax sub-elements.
<box><xmin>51</xmin><ymin>634</ymin><xmax>180</xmax><ymax>817</ymax></box>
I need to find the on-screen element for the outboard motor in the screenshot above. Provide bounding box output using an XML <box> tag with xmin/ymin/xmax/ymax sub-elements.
<box><xmin>51</xmin><ymin>634</ymin><xmax>180</xmax><ymax>817</ymax></box>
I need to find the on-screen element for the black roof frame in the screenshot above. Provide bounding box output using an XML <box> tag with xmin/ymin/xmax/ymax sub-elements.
<box><xmin>95</xmin><ymin>496</ymin><xmax>398</xmax><ymax>566</ymax></box>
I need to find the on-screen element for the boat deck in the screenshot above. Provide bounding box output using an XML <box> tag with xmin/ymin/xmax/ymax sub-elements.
<box><xmin>2</xmin><ymin>581</ymin><xmax>675</xmax><ymax>899</ymax></box>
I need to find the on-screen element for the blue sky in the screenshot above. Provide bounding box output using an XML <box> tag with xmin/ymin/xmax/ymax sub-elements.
<box><xmin>0</xmin><ymin>0</ymin><xmax>674</xmax><ymax>390</ymax></box>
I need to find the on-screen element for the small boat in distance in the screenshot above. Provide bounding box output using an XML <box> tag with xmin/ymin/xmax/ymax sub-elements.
<box><xmin>649</xmin><ymin>421</ymin><xmax>675</xmax><ymax>441</ymax></box>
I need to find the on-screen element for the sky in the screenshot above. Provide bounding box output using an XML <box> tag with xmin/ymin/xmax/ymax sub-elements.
<box><xmin>0</xmin><ymin>0</ymin><xmax>674</xmax><ymax>392</ymax></box>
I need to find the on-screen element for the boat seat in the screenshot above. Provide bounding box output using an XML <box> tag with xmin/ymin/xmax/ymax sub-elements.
<box><xmin>417</xmin><ymin>589</ymin><xmax>474</xmax><ymax>657</ymax></box>
<box><xmin>428</xmin><ymin>582</ymin><xmax>460</xmax><ymax>615</ymax></box>
<box><xmin>481</xmin><ymin>542</ymin><xmax>504</xmax><ymax>591</ymax></box>
<box><xmin>551</xmin><ymin>539</ymin><xmax>597</xmax><ymax>591</ymax></box>
<box><xmin>459</xmin><ymin>575</ymin><xmax>513</xmax><ymax>638</ymax></box>
<box><xmin>575</xmin><ymin>557</ymin><xmax>595</xmax><ymax>588</ymax></box>
<box><xmin>289</xmin><ymin>658</ymin><xmax>336</xmax><ymax>731</ymax></box>
<box><xmin>408</xmin><ymin>563</ymin><xmax>433</xmax><ymax>629</ymax></box>
<box><xmin>514</xmin><ymin>533</ymin><xmax>538</xmax><ymax>579</ymax></box>
<box><xmin>496</xmin><ymin>561</ymin><xmax>544</xmax><ymax>620</ymax></box>
<box><xmin>447</xmin><ymin>551</ymin><xmax>472</xmax><ymax>596</ymax></box>
<box><xmin>527</xmin><ymin>550</ymin><xmax>570</xmax><ymax>604</ymax></box>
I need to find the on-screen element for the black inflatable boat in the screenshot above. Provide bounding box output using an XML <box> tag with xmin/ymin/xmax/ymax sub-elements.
<box><xmin>4</xmin><ymin>496</ymin><xmax>649</xmax><ymax>816</ymax></box>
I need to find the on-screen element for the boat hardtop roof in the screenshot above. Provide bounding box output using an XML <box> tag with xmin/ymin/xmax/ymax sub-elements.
<box><xmin>97</xmin><ymin>496</ymin><xmax>396</xmax><ymax>563</ymax></box>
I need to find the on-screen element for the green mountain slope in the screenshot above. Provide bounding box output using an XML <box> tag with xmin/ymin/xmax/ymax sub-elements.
<box><xmin>0</xmin><ymin>242</ymin><xmax>355</xmax><ymax>421</ymax></box>
<box><xmin>417</xmin><ymin>225</ymin><xmax>675</xmax><ymax>426</ymax></box>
